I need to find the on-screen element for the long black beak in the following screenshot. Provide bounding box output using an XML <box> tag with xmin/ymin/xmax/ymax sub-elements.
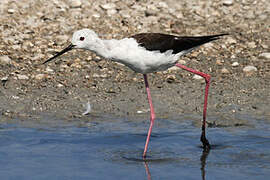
<box><xmin>43</xmin><ymin>44</ymin><xmax>75</xmax><ymax>64</ymax></box>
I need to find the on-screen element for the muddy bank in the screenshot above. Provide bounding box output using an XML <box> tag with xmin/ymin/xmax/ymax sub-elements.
<box><xmin>0</xmin><ymin>0</ymin><xmax>269</xmax><ymax>127</ymax></box>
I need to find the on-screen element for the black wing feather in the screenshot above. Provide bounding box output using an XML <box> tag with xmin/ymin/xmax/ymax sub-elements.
<box><xmin>131</xmin><ymin>33</ymin><xmax>228</xmax><ymax>54</ymax></box>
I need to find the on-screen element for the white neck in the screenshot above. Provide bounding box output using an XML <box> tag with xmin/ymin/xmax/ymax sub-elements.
<box><xmin>85</xmin><ymin>36</ymin><xmax>111</xmax><ymax>59</ymax></box>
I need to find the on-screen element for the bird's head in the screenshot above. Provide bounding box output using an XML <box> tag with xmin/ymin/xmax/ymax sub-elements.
<box><xmin>71</xmin><ymin>29</ymin><xmax>98</xmax><ymax>49</ymax></box>
<box><xmin>43</xmin><ymin>29</ymin><xmax>98</xmax><ymax>64</ymax></box>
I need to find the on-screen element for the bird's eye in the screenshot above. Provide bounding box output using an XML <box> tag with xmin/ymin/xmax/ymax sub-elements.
<box><xmin>79</xmin><ymin>37</ymin><xmax>85</xmax><ymax>41</ymax></box>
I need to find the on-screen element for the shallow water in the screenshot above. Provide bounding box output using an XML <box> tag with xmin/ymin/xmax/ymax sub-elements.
<box><xmin>0</xmin><ymin>115</ymin><xmax>269</xmax><ymax>180</ymax></box>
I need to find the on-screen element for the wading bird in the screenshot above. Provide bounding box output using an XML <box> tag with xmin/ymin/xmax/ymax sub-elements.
<box><xmin>44</xmin><ymin>29</ymin><xmax>227</xmax><ymax>158</ymax></box>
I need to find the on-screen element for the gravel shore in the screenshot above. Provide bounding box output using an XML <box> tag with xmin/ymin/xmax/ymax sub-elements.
<box><xmin>0</xmin><ymin>0</ymin><xmax>269</xmax><ymax>127</ymax></box>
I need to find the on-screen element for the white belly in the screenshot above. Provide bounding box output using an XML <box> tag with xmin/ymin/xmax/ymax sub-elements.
<box><xmin>105</xmin><ymin>38</ymin><xmax>182</xmax><ymax>74</ymax></box>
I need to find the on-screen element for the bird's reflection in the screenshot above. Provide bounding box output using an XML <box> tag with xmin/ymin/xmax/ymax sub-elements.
<box><xmin>141</xmin><ymin>147</ymin><xmax>211</xmax><ymax>180</ymax></box>
<box><xmin>144</xmin><ymin>161</ymin><xmax>152</xmax><ymax>180</ymax></box>
<box><xmin>200</xmin><ymin>148</ymin><xmax>210</xmax><ymax>180</ymax></box>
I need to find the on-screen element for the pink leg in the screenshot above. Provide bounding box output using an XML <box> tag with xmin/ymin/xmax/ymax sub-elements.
<box><xmin>143</xmin><ymin>74</ymin><xmax>156</xmax><ymax>158</ymax></box>
<box><xmin>175</xmin><ymin>63</ymin><xmax>211</xmax><ymax>149</ymax></box>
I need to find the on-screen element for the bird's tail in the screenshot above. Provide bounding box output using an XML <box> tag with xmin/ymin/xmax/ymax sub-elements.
<box><xmin>177</xmin><ymin>33</ymin><xmax>229</xmax><ymax>53</ymax></box>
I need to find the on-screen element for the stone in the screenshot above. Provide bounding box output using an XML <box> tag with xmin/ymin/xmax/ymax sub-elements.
<box><xmin>137</xmin><ymin>109</ymin><xmax>149</xmax><ymax>114</ymax></box>
<box><xmin>261</xmin><ymin>43</ymin><xmax>269</xmax><ymax>49</ymax></box>
<box><xmin>178</xmin><ymin>60</ymin><xmax>186</xmax><ymax>64</ymax></box>
<box><xmin>259</xmin><ymin>52</ymin><xmax>270</xmax><ymax>60</ymax></box>
<box><xmin>193</xmin><ymin>74</ymin><xmax>203</xmax><ymax>80</ymax></box>
<box><xmin>216</xmin><ymin>59</ymin><xmax>223</xmax><ymax>65</ymax></box>
<box><xmin>35</xmin><ymin>74</ymin><xmax>47</xmax><ymax>80</ymax></box>
<box><xmin>158</xmin><ymin>2</ymin><xmax>168</xmax><ymax>8</ymax></box>
<box><xmin>12</xmin><ymin>45</ymin><xmax>21</xmax><ymax>50</ymax></box>
<box><xmin>46</xmin><ymin>67</ymin><xmax>54</xmax><ymax>73</ymax></box>
<box><xmin>221</xmin><ymin>67</ymin><xmax>230</xmax><ymax>74</ymax></box>
<box><xmin>232</xmin><ymin>62</ymin><xmax>239</xmax><ymax>67</ymax></box>
<box><xmin>100</xmin><ymin>3</ymin><xmax>116</xmax><ymax>10</ymax></box>
<box><xmin>32</xmin><ymin>54</ymin><xmax>45</xmax><ymax>61</ymax></box>
<box><xmin>56</xmin><ymin>35</ymin><xmax>69</xmax><ymax>43</ymax></box>
<box><xmin>223</xmin><ymin>0</ymin><xmax>233</xmax><ymax>6</ymax></box>
<box><xmin>243</xmin><ymin>65</ymin><xmax>257</xmax><ymax>75</ymax></box>
<box><xmin>93</xmin><ymin>73</ymin><xmax>108</xmax><ymax>78</ymax></box>
<box><xmin>168</xmin><ymin>66</ymin><xmax>179</xmax><ymax>71</ymax></box>
<box><xmin>0</xmin><ymin>55</ymin><xmax>11</xmax><ymax>64</ymax></box>
<box><xmin>1</xmin><ymin>76</ymin><xmax>8</xmax><ymax>81</ymax></box>
<box><xmin>226</xmin><ymin>37</ymin><xmax>237</xmax><ymax>44</ymax></box>
<box><xmin>92</xmin><ymin>13</ymin><xmax>101</xmax><ymax>18</ymax></box>
<box><xmin>247</xmin><ymin>42</ymin><xmax>256</xmax><ymax>49</ymax></box>
<box><xmin>70</xmin><ymin>63</ymin><xmax>82</xmax><ymax>69</ymax></box>
<box><xmin>120</xmin><ymin>10</ymin><xmax>131</xmax><ymax>18</ymax></box>
<box><xmin>166</xmin><ymin>75</ymin><xmax>176</xmax><ymax>83</ymax></box>
<box><xmin>107</xmin><ymin>9</ymin><xmax>117</xmax><ymax>16</ymax></box>
<box><xmin>7</xmin><ymin>9</ymin><xmax>15</xmax><ymax>14</ymax></box>
<box><xmin>57</xmin><ymin>83</ymin><xmax>64</xmax><ymax>88</ymax></box>
<box><xmin>70</xmin><ymin>0</ymin><xmax>82</xmax><ymax>8</ymax></box>
<box><xmin>17</xmin><ymin>74</ymin><xmax>29</xmax><ymax>80</ymax></box>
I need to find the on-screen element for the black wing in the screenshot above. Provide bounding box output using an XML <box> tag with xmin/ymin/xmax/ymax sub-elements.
<box><xmin>131</xmin><ymin>33</ymin><xmax>228</xmax><ymax>54</ymax></box>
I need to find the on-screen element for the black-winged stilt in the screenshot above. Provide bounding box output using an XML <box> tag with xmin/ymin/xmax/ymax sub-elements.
<box><xmin>44</xmin><ymin>29</ymin><xmax>227</xmax><ymax>158</ymax></box>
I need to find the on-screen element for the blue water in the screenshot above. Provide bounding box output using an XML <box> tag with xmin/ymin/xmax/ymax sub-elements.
<box><xmin>0</xmin><ymin>115</ymin><xmax>269</xmax><ymax>180</ymax></box>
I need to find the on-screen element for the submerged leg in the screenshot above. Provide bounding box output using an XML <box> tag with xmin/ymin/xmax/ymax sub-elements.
<box><xmin>175</xmin><ymin>63</ymin><xmax>211</xmax><ymax>149</ymax></box>
<box><xmin>143</xmin><ymin>74</ymin><xmax>156</xmax><ymax>158</ymax></box>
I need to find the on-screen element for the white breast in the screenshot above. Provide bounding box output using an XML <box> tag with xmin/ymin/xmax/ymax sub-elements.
<box><xmin>103</xmin><ymin>38</ymin><xmax>182</xmax><ymax>74</ymax></box>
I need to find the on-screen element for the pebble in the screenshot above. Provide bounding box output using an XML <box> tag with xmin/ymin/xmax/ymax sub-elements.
<box><xmin>232</xmin><ymin>62</ymin><xmax>239</xmax><ymax>67</ymax></box>
<box><xmin>158</xmin><ymin>2</ymin><xmax>168</xmax><ymax>8</ymax></box>
<box><xmin>193</xmin><ymin>74</ymin><xmax>203</xmax><ymax>80</ymax></box>
<box><xmin>145</xmin><ymin>9</ymin><xmax>157</xmax><ymax>16</ymax></box>
<box><xmin>168</xmin><ymin>66</ymin><xmax>179</xmax><ymax>71</ymax></box>
<box><xmin>179</xmin><ymin>60</ymin><xmax>186</xmax><ymax>64</ymax></box>
<box><xmin>203</xmin><ymin>42</ymin><xmax>214</xmax><ymax>49</ymax></box>
<box><xmin>107</xmin><ymin>9</ymin><xmax>117</xmax><ymax>16</ymax></box>
<box><xmin>56</xmin><ymin>35</ymin><xmax>69</xmax><ymax>43</ymax></box>
<box><xmin>46</xmin><ymin>67</ymin><xmax>54</xmax><ymax>73</ymax></box>
<box><xmin>70</xmin><ymin>63</ymin><xmax>82</xmax><ymax>69</ymax></box>
<box><xmin>137</xmin><ymin>109</ymin><xmax>150</xmax><ymax>114</ymax></box>
<box><xmin>166</xmin><ymin>75</ymin><xmax>176</xmax><ymax>83</ymax></box>
<box><xmin>92</xmin><ymin>13</ymin><xmax>101</xmax><ymax>18</ymax></box>
<box><xmin>261</xmin><ymin>44</ymin><xmax>269</xmax><ymax>49</ymax></box>
<box><xmin>70</xmin><ymin>0</ymin><xmax>82</xmax><ymax>8</ymax></box>
<box><xmin>7</xmin><ymin>9</ymin><xmax>15</xmax><ymax>14</ymax></box>
<box><xmin>17</xmin><ymin>74</ymin><xmax>29</xmax><ymax>80</ymax></box>
<box><xmin>226</xmin><ymin>37</ymin><xmax>237</xmax><ymax>44</ymax></box>
<box><xmin>216</xmin><ymin>59</ymin><xmax>223</xmax><ymax>65</ymax></box>
<box><xmin>93</xmin><ymin>73</ymin><xmax>108</xmax><ymax>78</ymax></box>
<box><xmin>247</xmin><ymin>42</ymin><xmax>256</xmax><ymax>49</ymax></box>
<box><xmin>57</xmin><ymin>83</ymin><xmax>64</xmax><ymax>88</ymax></box>
<box><xmin>12</xmin><ymin>45</ymin><xmax>21</xmax><ymax>50</ymax></box>
<box><xmin>223</xmin><ymin>0</ymin><xmax>234</xmax><ymax>6</ymax></box>
<box><xmin>259</xmin><ymin>52</ymin><xmax>270</xmax><ymax>60</ymax></box>
<box><xmin>35</xmin><ymin>74</ymin><xmax>47</xmax><ymax>80</ymax></box>
<box><xmin>120</xmin><ymin>10</ymin><xmax>131</xmax><ymax>18</ymax></box>
<box><xmin>11</xmin><ymin>96</ymin><xmax>20</xmax><ymax>100</ymax></box>
<box><xmin>32</xmin><ymin>54</ymin><xmax>44</xmax><ymax>61</ymax></box>
<box><xmin>100</xmin><ymin>3</ymin><xmax>116</xmax><ymax>10</ymax></box>
<box><xmin>243</xmin><ymin>65</ymin><xmax>257</xmax><ymax>75</ymax></box>
<box><xmin>1</xmin><ymin>76</ymin><xmax>8</xmax><ymax>81</ymax></box>
<box><xmin>221</xmin><ymin>67</ymin><xmax>230</xmax><ymax>74</ymax></box>
<box><xmin>0</xmin><ymin>55</ymin><xmax>11</xmax><ymax>64</ymax></box>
